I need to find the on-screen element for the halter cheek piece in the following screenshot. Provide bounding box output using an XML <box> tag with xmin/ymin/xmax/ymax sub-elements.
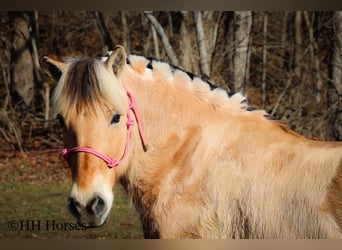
<box><xmin>61</xmin><ymin>86</ymin><xmax>147</xmax><ymax>169</ymax></box>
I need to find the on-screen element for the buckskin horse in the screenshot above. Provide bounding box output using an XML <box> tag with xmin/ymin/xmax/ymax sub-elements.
<box><xmin>43</xmin><ymin>45</ymin><xmax>342</xmax><ymax>238</ymax></box>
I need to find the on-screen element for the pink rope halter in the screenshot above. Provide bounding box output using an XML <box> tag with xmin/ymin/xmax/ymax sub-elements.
<box><xmin>62</xmin><ymin>85</ymin><xmax>147</xmax><ymax>169</ymax></box>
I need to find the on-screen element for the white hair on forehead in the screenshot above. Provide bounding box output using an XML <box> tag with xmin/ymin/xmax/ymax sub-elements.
<box><xmin>53</xmin><ymin>58</ymin><xmax>128</xmax><ymax>120</ymax></box>
<box><xmin>93</xmin><ymin>59</ymin><xmax>128</xmax><ymax>112</ymax></box>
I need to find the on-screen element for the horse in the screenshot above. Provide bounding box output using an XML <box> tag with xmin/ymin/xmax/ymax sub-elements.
<box><xmin>43</xmin><ymin>45</ymin><xmax>342</xmax><ymax>238</ymax></box>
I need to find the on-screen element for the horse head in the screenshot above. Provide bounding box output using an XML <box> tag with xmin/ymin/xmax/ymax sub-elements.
<box><xmin>44</xmin><ymin>46</ymin><xmax>131</xmax><ymax>227</ymax></box>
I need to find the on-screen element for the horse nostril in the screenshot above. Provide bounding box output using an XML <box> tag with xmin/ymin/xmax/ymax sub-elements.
<box><xmin>68</xmin><ymin>197</ymin><xmax>81</xmax><ymax>218</ymax></box>
<box><xmin>87</xmin><ymin>196</ymin><xmax>107</xmax><ymax>218</ymax></box>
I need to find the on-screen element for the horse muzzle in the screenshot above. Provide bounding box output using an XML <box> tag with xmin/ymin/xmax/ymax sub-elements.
<box><xmin>67</xmin><ymin>194</ymin><xmax>109</xmax><ymax>227</ymax></box>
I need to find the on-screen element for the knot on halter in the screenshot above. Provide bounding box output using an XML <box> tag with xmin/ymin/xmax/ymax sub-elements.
<box><xmin>125</xmin><ymin>87</ymin><xmax>147</xmax><ymax>148</ymax></box>
<box><xmin>62</xmin><ymin>148</ymin><xmax>69</xmax><ymax>157</ymax></box>
<box><xmin>107</xmin><ymin>158</ymin><xmax>119</xmax><ymax>168</ymax></box>
<box><xmin>126</xmin><ymin>117</ymin><xmax>134</xmax><ymax>128</ymax></box>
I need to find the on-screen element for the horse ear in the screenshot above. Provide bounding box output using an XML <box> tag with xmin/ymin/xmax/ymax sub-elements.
<box><xmin>42</xmin><ymin>56</ymin><xmax>67</xmax><ymax>81</ymax></box>
<box><xmin>105</xmin><ymin>45</ymin><xmax>127</xmax><ymax>75</ymax></box>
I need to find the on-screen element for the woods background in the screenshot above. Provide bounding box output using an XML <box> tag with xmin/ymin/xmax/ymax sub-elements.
<box><xmin>1</xmin><ymin>11</ymin><xmax>342</xmax><ymax>154</ymax></box>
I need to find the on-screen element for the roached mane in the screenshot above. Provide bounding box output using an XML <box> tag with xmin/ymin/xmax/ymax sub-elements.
<box><xmin>125</xmin><ymin>54</ymin><xmax>292</xmax><ymax>133</ymax></box>
<box><xmin>127</xmin><ymin>54</ymin><xmax>250</xmax><ymax>109</ymax></box>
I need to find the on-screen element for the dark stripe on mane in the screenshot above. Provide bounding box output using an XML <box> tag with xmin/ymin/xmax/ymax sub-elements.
<box><xmin>141</xmin><ymin>56</ymin><xmax>219</xmax><ymax>91</ymax></box>
<box><xmin>146</xmin><ymin>60</ymin><xmax>153</xmax><ymax>70</ymax></box>
<box><xmin>63</xmin><ymin>58</ymin><xmax>101</xmax><ymax>113</ymax></box>
<box><xmin>126</xmin><ymin>54</ymin><xmax>275</xmax><ymax>117</ymax></box>
<box><xmin>227</xmin><ymin>91</ymin><xmax>237</xmax><ymax>97</ymax></box>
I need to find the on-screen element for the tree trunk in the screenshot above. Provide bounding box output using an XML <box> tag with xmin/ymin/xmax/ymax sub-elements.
<box><xmin>120</xmin><ymin>11</ymin><xmax>130</xmax><ymax>53</ymax></box>
<box><xmin>94</xmin><ymin>11</ymin><xmax>114</xmax><ymax>51</ymax></box>
<box><xmin>328</xmin><ymin>11</ymin><xmax>342</xmax><ymax>140</ymax></box>
<box><xmin>233</xmin><ymin>11</ymin><xmax>252</xmax><ymax>94</ymax></box>
<box><xmin>194</xmin><ymin>11</ymin><xmax>210</xmax><ymax>78</ymax></box>
<box><xmin>0</xmin><ymin>16</ymin><xmax>23</xmax><ymax>152</ymax></box>
<box><xmin>178</xmin><ymin>12</ymin><xmax>198</xmax><ymax>75</ymax></box>
<box><xmin>294</xmin><ymin>11</ymin><xmax>302</xmax><ymax>77</ymax></box>
<box><xmin>280</xmin><ymin>12</ymin><xmax>289</xmax><ymax>70</ymax></box>
<box><xmin>151</xmin><ymin>24</ymin><xmax>160</xmax><ymax>59</ymax></box>
<box><xmin>10</xmin><ymin>14</ymin><xmax>34</xmax><ymax>106</ymax></box>
<box><xmin>144</xmin><ymin>11</ymin><xmax>179</xmax><ymax>66</ymax></box>
<box><xmin>303</xmin><ymin>11</ymin><xmax>322</xmax><ymax>104</ymax></box>
<box><xmin>261</xmin><ymin>12</ymin><xmax>268</xmax><ymax>109</ymax></box>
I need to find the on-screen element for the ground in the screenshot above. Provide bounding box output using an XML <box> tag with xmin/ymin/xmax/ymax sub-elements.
<box><xmin>0</xmin><ymin>124</ymin><xmax>143</xmax><ymax>239</ymax></box>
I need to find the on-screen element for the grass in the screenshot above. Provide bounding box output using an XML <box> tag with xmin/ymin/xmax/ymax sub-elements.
<box><xmin>0</xmin><ymin>147</ymin><xmax>144</xmax><ymax>239</ymax></box>
<box><xmin>0</xmin><ymin>180</ymin><xmax>144</xmax><ymax>239</ymax></box>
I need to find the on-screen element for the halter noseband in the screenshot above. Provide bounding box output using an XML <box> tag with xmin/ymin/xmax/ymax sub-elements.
<box><xmin>61</xmin><ymin>87</ymin><xmax>147</xmax><ymax>169</ymax></box>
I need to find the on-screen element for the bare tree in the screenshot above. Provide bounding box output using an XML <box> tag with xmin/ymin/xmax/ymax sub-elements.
<box><xmin>328</xmin><ymin>11</ymin><xmax>342</xmax><ymax>140</ymax></box>
<box><xmin>294</xmin><ymin>11</ymin><xmax>302</xmax><ymax>78</ymax></box>
<box><xmin>331</xmin><ymin>12</ymin><xmax>342</xmax><ymax>96</ymax></box>
<box><xmin>0</xmin><ymin>14</ymin><xmax>24</xmax><ymax>151</ymax></box>
<box><xmin>232</xmin><ymin>11</ymin><xmax>252</xmax><ymax>94</ymax></box>
<box><xmin>151</xmin><ymin>23</ymin><xmax>160</xmax><ymax>59</ymax></box>
<box><xmin>178</xmin><ymin>12</ymin><xmax>198</xmax><ymax>75</ymax></box>
<box><xmin>303</xmin><ymin>11</ymin><xmax>322</xmax><ymax>104</ymax></box>
<box><xmin>261</xmin><ymin>12</ymin><xmax>268</xmax><ymax>109</ymax></box>
<box><xmin>144</xmin><ymin>11</ymin><xmax>179</xmax><ymax>66</ymax></box>
<box><xmin>194</xmin><ymin>11</ymin><xmax>210</xmax><ymax>78</ymax></box>
<box><xmin>120</xmin><ymin>11</ymin><xmax>130</xmax><ymax>54</ymax></box>
<box><xmin>10</xmin><ymin>13</ymin><xmax>34</xmax><ymax>106</ymax></box>
<box><xmin>94</xmin><ymin>11</ymin><xmax>114</xmax><ymax>51</ymax></box>
<box><xmin>280</xmin><ymin>11</ymin><xmax>289</xmax><ymax>69</ymax></box>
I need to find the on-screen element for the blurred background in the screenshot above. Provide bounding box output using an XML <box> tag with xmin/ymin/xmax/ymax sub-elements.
<box><xmin>1</xmin><ymin>11</ymin><xmax>342</xmax><ymax>154</ymax></box>
<box><xmin>0</xmin><ymin>11</ymin><xmax>341</xmax><ymax>238</ymax></box>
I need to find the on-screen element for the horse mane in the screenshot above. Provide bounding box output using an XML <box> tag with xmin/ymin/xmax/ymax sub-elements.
<box><xmin>126</xmin><ymin>54</ymin><xmax>247</xmax><ymax>109</ymax></box>
<box><xmin>53</xmin><ymin>58</ymin><xmax>128</xmax><ymax>123</ymax></box>
<box><xmin>125</xmin><ymin>54</ymin><xmax>293</xmax><ymax>134</ymax></box>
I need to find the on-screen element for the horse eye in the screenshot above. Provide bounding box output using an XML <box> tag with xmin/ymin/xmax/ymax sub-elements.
<box><xmin>111</xmin><ymin>113</ymin><xmax>121</xmax><ymax>125</ymax></box>
<box><xmin>57</xmin><ymin>114</ymin><xmax>65</xmax><ymax>127</ymax></box>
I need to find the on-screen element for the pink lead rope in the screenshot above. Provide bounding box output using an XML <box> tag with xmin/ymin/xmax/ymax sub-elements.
<box><xmin>62</xmin><ymin>85</ymin><xmax>147</xmax><ymax>169</ymax></box>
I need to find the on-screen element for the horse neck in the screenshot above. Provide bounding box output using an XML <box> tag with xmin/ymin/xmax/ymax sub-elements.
<box><xmin>122</xmin><ymin>72</ymin><xmax>203</xmax><ymax>149</ymax></box>
<box><xmin>115</xmin><ymin>66</ymin><xmax>219</xmax><ymax>182</ymax></box>
<box><xmin>117</xmin><ymin>64</ymin><xmax>276</xmax><ymax>175</ymax></box>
